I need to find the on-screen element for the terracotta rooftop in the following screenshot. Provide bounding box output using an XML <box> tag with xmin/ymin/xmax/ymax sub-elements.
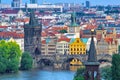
<box><xmin>0</xmin><ymin>32</ymin><xmax>24</xmax><ymax>38</ymax></box>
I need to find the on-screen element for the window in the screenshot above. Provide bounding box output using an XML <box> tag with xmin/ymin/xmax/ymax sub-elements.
<box><xmin>74</xmin><ymin>48</ymin><xmax>76</xmax><ymax>51</ymax></box>
<box><xmin>77</xmin><ymin>40</ymin><xmax>79</xmax><ymax>43</ymax></box>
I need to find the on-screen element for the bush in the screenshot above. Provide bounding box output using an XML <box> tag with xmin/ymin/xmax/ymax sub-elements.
<box><xmin>0</xmin><ymin>62</ymin><xmax>6</xmax><ymax>74</ymax></box>
<box><xmin>100</xmin><ymin>66</ymin><xmax>112</xmax><ymax>80</ymax></box>
<box><xmin>6</xmin><ymin>59</ymin><xmax>19</xmax><ymax>73</ymax></box>
<box><xmin>20</xmin><ymin>52</ymin><xmax>33</xmax><ymax>70</ymax></box>
<box><xmin>74</xmin><ymin>76</ymin><xmax>84</xmax><ymax>80</ymax></box>
<box><xmin>74</xmin><ymin>67</ymin><xmax>85</xmax><ymax>80</ymax></box>
<box><xmin>112</xmin><ymin>54</ymin><xmax>120</xmax><ymax>80</ymax></box>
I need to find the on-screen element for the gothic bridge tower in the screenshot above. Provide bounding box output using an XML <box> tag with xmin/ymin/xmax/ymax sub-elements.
<box><xmin>24</xmin><ymin>10</ymin><xmax>42</xmax><ymax>56</ymax></box>
<box><xmin>84</xmin><ymin>29</ymin><xmax>100</xmax><ymax>80</ymax></box>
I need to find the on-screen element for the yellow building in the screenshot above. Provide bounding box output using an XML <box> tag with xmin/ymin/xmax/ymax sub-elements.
<box><xmin>69</xmin><ymin>38</ymin><xmax>86</xmax><ymax>55</ymax></box>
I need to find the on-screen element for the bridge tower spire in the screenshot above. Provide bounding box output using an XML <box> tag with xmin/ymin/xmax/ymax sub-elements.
<box><xmin>24</xmin><ymin>9</ymin><xmax>42</xmax><ymax>56</ymax></box>
<box><xmin>84</xmin><ymin>29</ymin><xmax>100</xmax><ymax>80</ymax></box>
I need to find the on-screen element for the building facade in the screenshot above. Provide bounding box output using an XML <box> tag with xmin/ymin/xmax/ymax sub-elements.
<box><xmin>41</xmin><ymin>37</ymin><xmax>57</xmax><ymax>55</ymax></box>
<box><xmin>56</xmin><ymin>38</ymin><xmax>70</xmax><ymax>54</ymax></box>
<box><xmin>69</xmin><ymin>38</ymin><xmax>86</xmax><ymax>55</ymax></box>
<box><xmin>12</xmin><ymin>0</ymin><xmax>20</xmax><ymax>8</ymax></box>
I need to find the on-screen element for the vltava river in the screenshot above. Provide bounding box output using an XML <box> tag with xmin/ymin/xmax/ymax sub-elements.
<box><xmin>0</xmin><ymin>70</ymin><xmax>75</xmax><ymax>80</ymax></box>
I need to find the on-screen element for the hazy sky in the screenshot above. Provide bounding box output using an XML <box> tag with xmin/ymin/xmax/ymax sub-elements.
<box><xmin>2</xmin><ymin>0</ymin><xmax>120</xmax><ymax>6</ymax></box>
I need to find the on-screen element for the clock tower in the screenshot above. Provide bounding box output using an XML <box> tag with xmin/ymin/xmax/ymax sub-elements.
<box><xmin>68</xmin><ymin>12</ymin><xmax>80</xmax><ymax>38</ymax></box>
<box><xmin>84</xmin><ymin>30</ymin><xmax>100</xmax><ymax>80</ymax></box>
<box><xmin>24</xmin><ymin>10</ymin><xmax>42</xmax><ymax>56</ymax></box>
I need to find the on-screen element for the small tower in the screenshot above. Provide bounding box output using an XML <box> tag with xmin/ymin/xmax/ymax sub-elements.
<box><xmin>24</xmin><ymin>10</ymin><xmax>42</xmax><ymax>56</ymax></box>
<box><xmin>68</xmin><ymin>12</ymin><xmax>80</xmax><ymax>38</ymax></box>
<box><xmin>84</xmin><ymin>29</ymin><xmax>100</xmax><ymax>80</ymax></box>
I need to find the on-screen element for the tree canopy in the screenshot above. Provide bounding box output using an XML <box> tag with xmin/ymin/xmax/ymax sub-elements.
<box><xmin>112</xmin><ymin>54</ymin><xmax>120</xmax><ymax>80</ymax></box>
<box><xmin>0</xmin><ymin>40</ymin><xmax>22</xmax><ymax>73</ymax></box>
<box><xmin>59</xmin><ymin>29</ymin><xmax>67</xmax><ymax>34</ymax></box>
<box><xmin>74</xmin><ymin>67</ymin><xmax>85</xmax><ymax>80</ymax></box>
<box><xmin>20</xmin><ymin>52</ymin><xmax>33</xmax><ymax>70</ymax></box>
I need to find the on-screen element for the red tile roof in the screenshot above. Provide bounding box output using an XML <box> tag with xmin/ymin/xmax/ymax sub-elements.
<box><xmin>2</xmin><ymin>9</ymin><xmax>18</xmax><ymax>14</ymax></box>
<box><xmin>104</xmin><ymin>37</ymin><xmax>113</xmax><ymax>44</ymax></box>
<box><xmin>42</xmin><ymin>40</ymin><xmax>46</xmax><ymax>44</ymax></box>
<box><xmin>0</xmin><ymin>26</ymin><xmax>8</xmax><ymax>29</ymax></box>
<box><xmin>0</xmin><ymin>32</ymin><xmax>24</xmax><ymax>38</ymax></box>
<box><xmin>58</xmin><ymin>37</ymin><xmax>70</xmax><ymax>42</ymax></box>
<box><xmin>84</xmin><ymin>24</ymin><xmax>97</xmax><ymax>30</ymax></box>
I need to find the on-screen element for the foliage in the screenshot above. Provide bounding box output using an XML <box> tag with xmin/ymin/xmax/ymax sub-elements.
<box><xmin>0</xmin><ymin>40</ymin><xmax>22</xmax><ymax>74</ymax></box>
<box><xmin>20</xmin><ymin>52</ymin><xmax>33</xmax><ymax>70</ymax></box>
<box><xmin>74</xmin><ymin>67</ymin><xmax>85</xmax><ymax>77</ymax></box>
<box><xmin>74</xmin><ymin>76</ymin><xmax>84</xmax><ymax>80</ymax></box>
<box><xmin>100</xmin><ymin>66</ymin><xmax>112</xmax><ymax>80</ymax></box>
<box><xmin>0</xmin><ymin>62</ymin><xmax>6</xmax><ymax>73</ymax></box>
<box><xmin>74</xmin><ymin>67</ymin><xmax>85</xmax><ymax>80</ymax></box>
<box><xmin>111</xmin><ymin>54</ymin><xmax>120</xmax><ymax>80</ymax></box>
<box><xmin>59</xmin><ymin>29</ymin><xmax>67</xmax><ymax>34</ymax></box>
<box><xmin>118</xmin><ymin>45</ymin><xmax>120</xmax><ymax>53</ymax></box>
<box><xmin>6</xmin><ymin>58</ymin><xmax>19</xmax><ymax>73</ymax></box>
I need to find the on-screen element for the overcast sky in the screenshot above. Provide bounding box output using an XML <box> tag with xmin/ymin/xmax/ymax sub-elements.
<box><xmin>2</xmin><ymin>0</ymin><xmax>120</xmax><ymax>6</ymax></box>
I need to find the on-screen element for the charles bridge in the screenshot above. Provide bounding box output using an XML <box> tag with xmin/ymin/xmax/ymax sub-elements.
<box><xmin>34</xmin><ymin>53</ymin><xmax>112</xmax><ymax>69</ymax></box>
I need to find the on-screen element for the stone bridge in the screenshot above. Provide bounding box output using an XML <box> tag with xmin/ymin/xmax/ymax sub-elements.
<box><xmin>34</xmin><ymin>53</ymin><xmax>112</xmax><ymax>69</ymax></box>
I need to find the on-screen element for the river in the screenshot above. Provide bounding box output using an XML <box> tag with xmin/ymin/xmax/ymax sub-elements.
<box><xmin>0</xmin><ymin>69</ymin><xmax>75</xmax><ymax>80</ymax></box>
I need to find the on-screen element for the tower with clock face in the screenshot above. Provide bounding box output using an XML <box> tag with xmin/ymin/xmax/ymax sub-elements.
<box><xmin>24</xmin><ymin>10</ymin><xmax>42</xmax><ymax>56</ymax></box>
<box><xmin>84</xmin><ymin>30</ymin><xmax>100</xmax><ymax>80</ymax></box>
<box><xmin>68</xmin><ymin>12</ymin><xmax>80</xmax><ymax>38</ymax></box>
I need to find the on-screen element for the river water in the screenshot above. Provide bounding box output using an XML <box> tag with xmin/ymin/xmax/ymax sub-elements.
<box><xmin>0</xmin><ymin>69</ymin><xmax>75</xmax><ymax>80</ymax></box>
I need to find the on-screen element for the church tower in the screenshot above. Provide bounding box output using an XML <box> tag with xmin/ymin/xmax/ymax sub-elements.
<box><xmin>68</xmin><ymin>12</ymin><xmax>80</xmax><ymax>38</ymax></box>
<box><xmin>24</xmin><ymin>10</ymin><xmax>42</xmax><ymax>56</ymax></box>
<box><xmin>84</xmin><ymin>30</ymin><xmax>100</xmax><ymax>80</ymax></box>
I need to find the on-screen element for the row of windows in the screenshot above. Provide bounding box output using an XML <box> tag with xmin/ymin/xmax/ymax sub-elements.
<box><xmin>57</xmin><ymin>46</ymin><xmax>69</xmax><ymax>48</ymax></box>
<box><xmin>57</xmin><ymin>49</ymin><xmax>69</xmax><ymax>51</ymax></box>
<box><xmin>70</xmin><ymin>48</ymin><xmax>86</xmax><ymax>51</ymax></box>
<box><xmin>70</xmin><ymin>45</ymin><xmax>85</xmax><ymax>47</ymax></box>
<box><xmin>69</xmin><ymin>52</ymin><xmax>86</xmax><ymax>54</ymax></box>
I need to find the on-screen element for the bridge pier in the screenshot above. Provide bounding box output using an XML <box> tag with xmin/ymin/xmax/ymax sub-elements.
<box><xmin>53</xmin><ymin>63</ymin><xmax>63</xmax><ymax>70</ymax></box>
<box><xmin>33</xmin><ymin>58</ymin><xmax>39</xmax><ymax>68</ymax></box>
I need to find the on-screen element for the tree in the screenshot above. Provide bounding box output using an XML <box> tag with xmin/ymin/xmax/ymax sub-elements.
<box><xmin>59</xmin><ymin>29</ymin><xmax>67</xmax><ymax>34</ymax></box>
<box><xmin>6</xmin><ymin>58</ymin><xmax>19</xmax><ymax>73</ymax></box>
<box><xmin>101</xmin><ymin>66</ymin><xmax>112</xmax><ymax>80</ymax></box>
<box><xmin>118</xmin><ymin>45</ymin><xmax>120</xmax><ymax>53</ymax></box>
<box><xmin>0</xmin><ymin>62</ymin><xmax>6</xmax><ymax>73</ymax></box>
<box><xmin>74</xmin><ymin>67</ymin><xmax>85</xmax><ymax>80</ymax></box>
<box><xmin>0</xmin><ymin>40</ymin><xmax>22</xmax><ymax>73</ymax></box>
<box><xmin>0</xmin><ymin>55</ymin><xmax>7</xmax><ymax>73</ymax></box>
<box><xmin>112</xmin><ymin>54</ymin><xmax>120</xmax><ymax>80</ymax></box>
<box><xmin>20</xmin><ymin>52</ymin><xmax>33</xmax><ymax>70</ymax></box>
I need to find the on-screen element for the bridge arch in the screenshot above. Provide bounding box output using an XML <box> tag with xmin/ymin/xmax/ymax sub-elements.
<box><xmin>64</xmin><ymin>58</ymin><xmax>83</xmax><ymax>66</ymax></box>
<box><xmin>62</xmin><ymin>57</ymin><xmax>84</xmax><ymax>70</ymax></box>
<box><xmin>37</xmin><ymin>58</ymin><xmax>54</xmax><ymax>69</ymax></box>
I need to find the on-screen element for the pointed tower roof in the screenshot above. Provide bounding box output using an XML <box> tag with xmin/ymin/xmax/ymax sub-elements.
<box><xmin>88</xmin><ymin>29</ymin><xmax>97</xmax><ymax>62</ymax></box>
<box><xmin>26</xmin><ymin>9</ymin><xmax>40</xmax><ymax>27</ymax></box>
<box><xmin>29</xmin><ymin>10</ymin><xmax>37</xmax><ymax>25</ymax></box>
<box><xmin>69</xmin><ymin>12</ymin><xmax>79</xmax><ymax>27</ymax></box>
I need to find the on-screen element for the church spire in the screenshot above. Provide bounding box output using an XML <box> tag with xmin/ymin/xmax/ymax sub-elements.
<box><xmin>29</xmin><ymin>10</ymin><xmax>36</xmax><ymax>25</ymax></box>
<box><xmin>70</xmin><ymin>12</ymin><xmax>78</xmax><ymax>27</ymax></box>
<box><xmin>28</xmin><ymin>9</ymin><xmax>40</xmax><ymax>27</ymax></box>
<box><xmin>88</xmin><ymin>29</ymin><xmax>97</xmax><ymax>62</ymax></box>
